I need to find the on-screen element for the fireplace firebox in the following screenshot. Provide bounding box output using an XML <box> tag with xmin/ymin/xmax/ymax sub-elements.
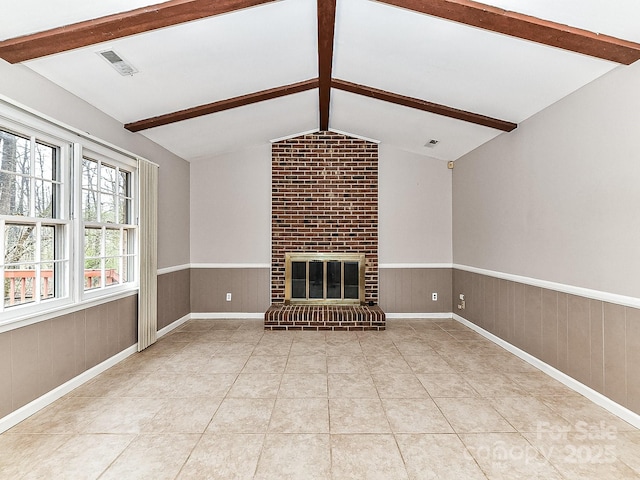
<box><xmin>284</xmin><ymin>253</ymin><xmax>366</xmax><ymax>305</ymax></box>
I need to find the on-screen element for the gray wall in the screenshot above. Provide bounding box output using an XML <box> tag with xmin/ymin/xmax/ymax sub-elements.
<box><xmin>191</xmin><ymin>268</ymin><xmax>270</xmax><ymax>313</ymax></box>
<box><xmin>453</xmin><ymin>62</ymin><xmax>640</xmax><ymax>298</ymax></box>
<box><xmin>453</xmin><ymin>269</ymin><xmax>640</xmax><ymax>414</ymax></box>
<box><xmin>190</xmin><ymin>144</ymin><xmax>271</xmax><ymax>264</ymax></box>
<box><xmin>0</xmin><ymin>61</ymin><xmax>191</xmax><ymax>270</ymax></box>
<box><xmin>157</xmin><ymin>269</ymin><xmax>191</xmax><ymax>330</ymax></box>
<box><xmin>0</xmin><ymin>59</ymin><xmax>189</xmax><ymax>420</ymax></box>
<box><xmin>379</xmin><ymin>145</ymin><xmax>452</xmax><ymax>264</ymax></box>
<box><xmin>187</xmin><ymin>142</ymin><xmax>454</xmax><ymax>314</ymax></box>
<box><xmin>0</xmin><ymin>296</ymin><xmax>137</xmax><ymax>419</ymax></box>
<box><xmin>451</xmin><ymin>61</ymin><xmax>640</xmax><ymax>414</ymax></box>
<box><xmin>379</xmin><ymin>268</ymin><xmax>452</xmax><ymax>314</ymax></box>
<box><xmin>188</xmin><ymin>142</ymin><xmax>453</xmax><ymax>266</ymax></box>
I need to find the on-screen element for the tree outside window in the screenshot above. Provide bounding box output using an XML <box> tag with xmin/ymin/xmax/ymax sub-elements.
<box><xmin>82</xmin><ymin>157</ymin><xmax>134</xmax><ymax>291</ymax></box>
<box><xmin>1</xmin><ymin>129</ymin><xmax>64</xmax><ymax>308</ymax></box>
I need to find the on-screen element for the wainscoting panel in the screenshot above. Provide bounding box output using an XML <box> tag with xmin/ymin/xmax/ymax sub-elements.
<box><xmin>379</xmin><ymin>268</ymin><xmax>452</xmax><ymax>314</ymax></box>
<box><xmin>0</xmin><ymin>295</ymin><xmax>137</xmax><ymax>419</ymax></box>
<box><xmin>453</xmin><ymin>268</ymin><xmax>640</xmax><ymax>415</ymax></box>
<box><xmin>157</xmin><ymin>268</ymin><xmax>191</xmax><ymax>330</ymax></box>
<box><xmin>190</xmin><ymin>268</ymin><xmax>270</xmax><ymax>313</ymax></box>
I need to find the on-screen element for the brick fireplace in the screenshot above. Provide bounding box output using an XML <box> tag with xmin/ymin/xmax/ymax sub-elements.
<box><xmin>265</xmin><ymin>131</ymin><xmax>385</xmax><ymax>330</ymax></box>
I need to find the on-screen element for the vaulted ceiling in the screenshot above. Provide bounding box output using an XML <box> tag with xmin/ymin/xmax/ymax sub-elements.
<box><xmin>2</xmin><ymin>0</ymin><xmax>640</xmax><ymax>162</ymax></box>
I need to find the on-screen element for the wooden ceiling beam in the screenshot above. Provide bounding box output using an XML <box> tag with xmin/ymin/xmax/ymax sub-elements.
<box><xmin>0</xmin><ymin>0</ymin><xmax>277</xmax><ymax>64</ymax></box>
<box><xmin>318</xmin><ymin>0</ymin><xmax>337</xmax><ymax>131</ymax></box>
<box><xmin>127</xmin><ymin>77</ymin><xmax>516</xmax><ymax>132</ymax></box>
<box><xmin>377</xmin><ymin>0</ymin><xmax>640</xmax><ymax>65</ymax></box>
<box><xmin>125</xmin><ymin>78</ymin><xmax>319</xmax><ymax>132</ymax></box>
<box><xmin>332</xmin><ymin>79</ymin><xmax>517</xmax><ymax>131</ymax></box>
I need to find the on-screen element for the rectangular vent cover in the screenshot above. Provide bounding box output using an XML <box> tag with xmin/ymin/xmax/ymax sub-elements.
<box><xmin>98</xmin><ymin>50</ymin><xmax>138</xmax><ymax>76</ymax></box>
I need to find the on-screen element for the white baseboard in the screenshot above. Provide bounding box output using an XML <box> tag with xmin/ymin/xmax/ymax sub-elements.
<box><xmin>452</xmin><ymin>313</ymin><xmax>640</xmax><ymax>429</ymax></box>
<box><xmin>191</xmin><ymin>312</ymin><xmax>454</xmax><ymax>320</ymax></box>
<box><xmin>157</xmin><ymin>312</ymin><xmax>264</xmax><ymax>333</ymax></box>
<box><xmin>385</xmin><ymin>313</ymin><xmax>453</xmax><ymax>319</ymax></box>
<box><xmin>0</xmin><ymin>344</ymin><xmax>137</xmax><ymax>434</ymax></box>
<box><xmin>190</xmin><ymin>312</ymin><xmax>453</xmax><ymax>320</ymax></box>
<box><xmin>190</xmin><ymin>312</ymin><xmax>264</xmax><ymax>319</ymax></box>
<box><xmin>157</xmin><ymin>313</ymin><xmax>191</xmax><ymax>338</ymax></box>
<box><xmin>379</xmin><ymin>263</ymin><xmax>453</xmax><ymax>269</ymax></box>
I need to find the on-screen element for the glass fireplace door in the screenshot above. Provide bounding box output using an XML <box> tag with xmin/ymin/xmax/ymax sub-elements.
<box><xmin>285</xmin><ymin>253</ymin><xmax>365</xmax><ymax>305</ymax></box>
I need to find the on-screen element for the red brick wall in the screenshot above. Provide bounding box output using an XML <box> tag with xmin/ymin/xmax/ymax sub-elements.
<box><xmin>271</xmin><ymin>131</ymin><xmax>379</xmax><ymax>304</ymax></box>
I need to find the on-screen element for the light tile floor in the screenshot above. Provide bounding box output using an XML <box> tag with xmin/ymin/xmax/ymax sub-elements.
<box><xmin>2</xmin><ymin>318</ymin><xmax>640</xmax><ymax>479</ymax></box>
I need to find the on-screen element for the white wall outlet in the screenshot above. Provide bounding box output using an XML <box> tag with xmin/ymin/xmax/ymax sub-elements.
<box><xmin>226</xmin><ymin>293</ymin><xmax>232</xmax><ymax>302</ymax></box>
<box><xmin>457</xmin><ymin>293</ymin><xmax>465</xmax><ymax>309</ymax></box>
<box><xmin>432</xmin><ymin>292</ymin><xmax>438</xmax><ymax>301</ymax></box>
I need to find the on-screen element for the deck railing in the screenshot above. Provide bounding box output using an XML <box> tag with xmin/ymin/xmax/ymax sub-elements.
<box><xmin>4</xmin><ymin>269</ymin><xmax>120</xmax><ymax>306</ymax></box>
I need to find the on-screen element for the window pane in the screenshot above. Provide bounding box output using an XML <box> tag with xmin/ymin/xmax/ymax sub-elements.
<box><xmin>118</xmin><ymin>170</ymin><xmax>129</xmax><ymax>197</ymax></box>
<box><xmin>35</xmin><ymin>142</ymin><xmax>55</xmax><ymax>180</ymax></box>
<box><xmin>84</xmin><ymin>228</ymin><xmax>101</xmax><ymax>259</ymax></box>
<box><xmin>4</xmin><ymin>265</ymin><xmax>35</xmax><ymax>307</ymax></box>
<box><xmin>35</xmin><ymin>179</ymin><xmax>54</xmax><ymax>218</ymax></box>
<box><xmin>121</xmin><ymin>230</ymin><xmax>133</xmax><ymax>283</ymax></box>
<box><xmin>4</xmin><ymin>224</ymin><xmax>36</xmax><ymax>264</ymax></box>
<box><xmin>105</xmin><ymin>257</ymin><xmax>119</xmax><ymax>286</ymax></box>
<box><xmin>0</xmin><ymin>174</ymin><xmax>30</xmax><ymax>216</ymax></box>
<box><xmin>82</xmin><ymin>188</ymin><xmax>98</xmax><ymax>221</ymax></box>
<box><xmin>82</xmin><ymin>158</ymin><xmax>98</xmax><ymax>189</ymax></box>
<box><xmin>41</xmin><ymin>225</ymin><xmax>55</xmax><ymax>261</ymax></box>
<box><xmin>84</xmin><ymin>259</ymin><xmax>101</xmax><ymax>290</ymax></box>
<box><xmin>100</xmin><ymin>194</ymin><xmax>116</xmax><ymax>223</ymax></box>
<box><xmin>100</xmin><ymin>164</ymin><xmax>117</xmax><ymax>194</ymax></box>
<box><xmin>118</xmin><ymin>197</ymin><xmax>130</xmax><ymax>224</ymax></box>
<box><xmin>0</xmin><ymin>130</ymin><xmax>30</xmax><ymax>175</ymax></box>
<box><xmin>41</xmin><ymin>262</ymin><xmax>54</xmax><ymax>301</ymax></box>
<box><xmin>105</xmin><ymin>229</ymin><xmax>120</xmax><ymax>257</ymax></box>
<box><xmin>81</xmin><ymin>157</ymin><xmax>135</xmax><ymax>293</ymax></box>
<box><xmin>123</xmin><ymin>229</ymin><xmax>130</xmax><ymax>254</ymax></box>
<box><xmin>122</xmin><ymin>256</ymin><xmax>132</xmax><ymax>283</ymax></box>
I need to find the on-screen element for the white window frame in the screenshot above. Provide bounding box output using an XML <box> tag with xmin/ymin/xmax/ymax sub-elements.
<box><xmin>0</xmin><ymin>99</ymin><xmax>140</xmax><ymax>332</ymax></box>
<box><xmin>0</xmin><ymin>117</ymin><xmax>72</xmax><ymax>323</ymax></box>
<box><xmin>76</xmin><ymin>145</ymin><xmax>138</xmax><ymax>303</ymax></box>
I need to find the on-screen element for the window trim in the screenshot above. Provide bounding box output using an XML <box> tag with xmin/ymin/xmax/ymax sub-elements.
<box><xmin>0</xmin><ymin>96</ymin><xmax>143</xmax><ymax>333</ymax></box>
<box><xmin>76</xmin><ymin>146</ymin><xmax>138</xmax><ymax>303</ymax></box>
<box><xmin>0</xmin><ymin>120</ymin><xmax>72</xmax><ymax>322</ymax></box>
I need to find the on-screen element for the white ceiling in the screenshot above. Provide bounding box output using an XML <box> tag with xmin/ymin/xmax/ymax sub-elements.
<box><xmin>3</xmin><ymin>0</ymin><xmax>639</xmax><ymax>162</ymax></box>
<box><xmin>334</xmin><ymin>0</ymin><xmax>617</xmax><ymax>122</ymax></box>
<box><xmin>23</xmin><ymin>1</ymin><xmax>318</xmax><ymax>122</ymax></box>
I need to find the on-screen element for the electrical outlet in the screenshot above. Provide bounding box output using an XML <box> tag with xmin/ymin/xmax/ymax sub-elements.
<box><xmin>432</xmin><ymin>292</ymin><xmax>438</xmax><ymax>301</ymax></box>
<box><xmin>226</xmin><ymin>293</ymin><xmax>232</xmax><ymax>302</ymax></box>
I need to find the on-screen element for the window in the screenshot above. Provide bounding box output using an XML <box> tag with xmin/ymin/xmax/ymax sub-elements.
<box><xmin>0</xmin><ymin>128</ymin><xmax>68</xmax><ymax>310</ymax></box>
<box><xmin>0</xmin><ymin>104</ymin><xmax>139</xmax><ymax>325</ymax></box>
<box><xmin>81</xmin><ymin>155</ymin><xmax>135</xmax><ymax>292</ymax></box>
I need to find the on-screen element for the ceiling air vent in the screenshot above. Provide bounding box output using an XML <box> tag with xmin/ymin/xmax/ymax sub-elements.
<box><xmin>424</xmin><ymin>139</ymin><xmax>439</xmax><ymax>148</ymax></box>
<box><xmin>97</xmin><ymin>50</ymin><xmax>138</xmax><ymax>76</ymax></box>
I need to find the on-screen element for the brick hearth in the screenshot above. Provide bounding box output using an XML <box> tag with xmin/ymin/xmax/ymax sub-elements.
<box><xmin>264</xmin><ymin>305</ymin><xmax>386</xmax><ymax>331</ymax></box>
